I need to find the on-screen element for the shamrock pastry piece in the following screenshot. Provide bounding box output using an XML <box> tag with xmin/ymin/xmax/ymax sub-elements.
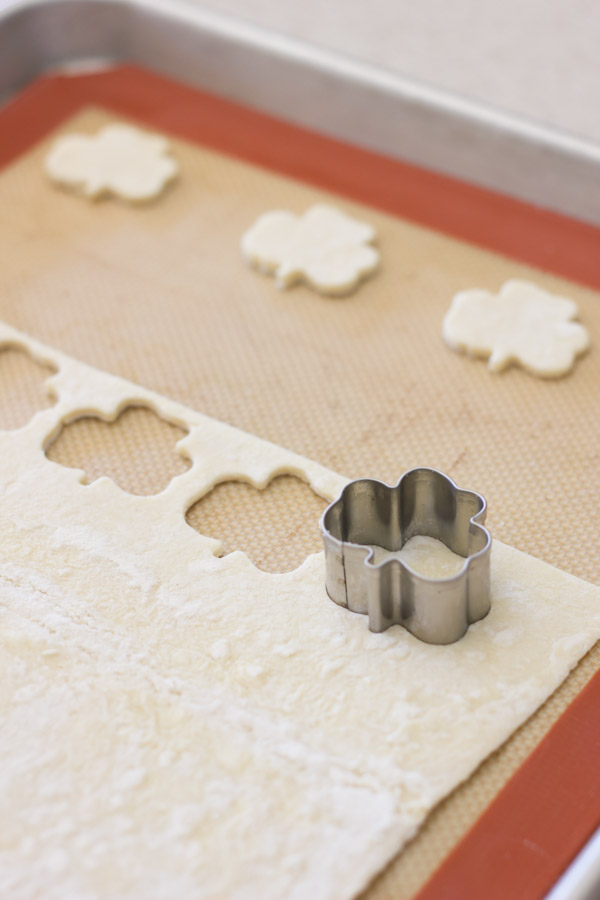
<box><xmin>442</xmin><ymin>279</ymin><xmax>590</xmax><ymax>377</ymax></box>
<box><xmin>45</xmin><ymin>123</ymin><xmax>178</xmax><ymax>203</ymax></box>
<box><xmin>241</xmin><ymin>203</ymin><xmax>379</xmax><ymax>296</ymax></box>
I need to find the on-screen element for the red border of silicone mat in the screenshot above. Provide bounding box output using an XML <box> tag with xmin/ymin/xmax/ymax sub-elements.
<box><xmin>2</xmin><ymin>65</ymin><xmax>600</xmax><ymax>899</ymax></box>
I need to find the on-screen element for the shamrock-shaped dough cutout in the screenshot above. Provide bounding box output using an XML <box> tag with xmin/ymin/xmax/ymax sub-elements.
<box><xmin>45</xmin><ymin>124</ymin><xmax>178</xmax><ymax>202</ymax></box>
<box><xmin>443</xmin><ymin>279</ymin><xmax>590</xmax><ymax>377</ymax></box>
<box><xmin>241</xmin><ymin>203</ymin><xmax>379</xmax><ymax>296</ymax></box>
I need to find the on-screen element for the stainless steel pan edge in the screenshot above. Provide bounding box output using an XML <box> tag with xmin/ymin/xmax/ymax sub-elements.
<box><xmin>1</xmin><ymin>0</ymin><xmax>600</xmax><ymax>226</ymax></box>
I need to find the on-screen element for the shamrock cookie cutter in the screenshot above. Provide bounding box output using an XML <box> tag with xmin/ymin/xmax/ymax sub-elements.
<box><xmin>320</xmin><ymin>468</ymin><xmax>491</xmax><ymax>644</ymax></box>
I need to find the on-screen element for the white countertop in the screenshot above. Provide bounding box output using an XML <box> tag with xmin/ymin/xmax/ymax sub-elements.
<box><xmin>203</xmin><ymin>0</ymin><xmax>600</xmax><ymax>145</ymax></box>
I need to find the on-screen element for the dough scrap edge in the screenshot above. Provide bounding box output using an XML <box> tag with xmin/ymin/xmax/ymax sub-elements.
<box><xmin>0</xmin><ymin>320</ymin><xmax>346</xmax><ymax>544</ymax></box>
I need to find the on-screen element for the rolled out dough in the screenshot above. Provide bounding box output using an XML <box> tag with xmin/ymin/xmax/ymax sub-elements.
<box><xmin>1</xmin><ymin>320</ymin><xmax>599</xmax><ymax>900</ymax></box>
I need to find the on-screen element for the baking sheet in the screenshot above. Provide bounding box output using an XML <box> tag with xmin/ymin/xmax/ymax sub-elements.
<box><xmin>4</xmin><ymin>0</ymin><xmax>600</xmax><ymax>226</ymax></box>
<box><xmin>0</xmin><ymin>78</ymin><xmax>599</xmax><ymax>899</ymax></box>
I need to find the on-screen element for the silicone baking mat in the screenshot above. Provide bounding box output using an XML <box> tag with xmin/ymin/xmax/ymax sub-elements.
<box><xmin>1</xmin><ymin>66</ymin><xmax>599</xmax><ymax>900</ymax></box>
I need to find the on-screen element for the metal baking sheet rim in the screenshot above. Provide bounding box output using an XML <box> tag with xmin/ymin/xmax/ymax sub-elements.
<box><xmin>1</xmin><ymin>0</ymin><xmax>600</xmax><ymax>226</ymax></box>
<box><xmin>0</xmin><ymin>2</ymin><xmax>599</xmax><ymax>899</ymax></box>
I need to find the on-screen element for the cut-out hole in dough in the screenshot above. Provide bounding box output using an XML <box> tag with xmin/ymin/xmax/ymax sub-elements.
<box><xmin>46</xmin><ymin>405</ymin><xmax>190</xmax><ymax>495</ymax></box>
<box><xmin>186</xmin><ymin>475</ymin><xmax>328</xmax><ymax>573</ymax></box>
<box><xmin>0</xmin><ymin>346</ymin><xmax>56</xmax><ymax>430</ymax></box>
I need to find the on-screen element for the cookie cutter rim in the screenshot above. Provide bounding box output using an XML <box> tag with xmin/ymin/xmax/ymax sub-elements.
<box><xmin>320</xmin><ymin>467</ymin><xmax>492</xmax><ymax>644</ymax></box>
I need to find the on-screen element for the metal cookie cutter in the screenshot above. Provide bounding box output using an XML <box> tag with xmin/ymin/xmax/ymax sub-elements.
<box><xmin>320</xmin><ymin>467</ymin><xmax>491</xmax><ymax>644</ymax></box>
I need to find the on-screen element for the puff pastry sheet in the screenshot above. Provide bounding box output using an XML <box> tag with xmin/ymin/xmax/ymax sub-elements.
<box><xmin>1</xmin><ymin>322</ymin><xmax>599</xmax><ymax>900</ymax></box>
